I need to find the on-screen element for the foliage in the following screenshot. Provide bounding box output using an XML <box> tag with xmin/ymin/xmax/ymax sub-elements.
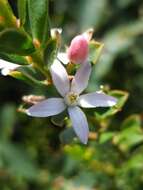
<box><xmin>0</xmin><ymin>0</ymin><xmax>143</xmax><ymax>189</ymax></box>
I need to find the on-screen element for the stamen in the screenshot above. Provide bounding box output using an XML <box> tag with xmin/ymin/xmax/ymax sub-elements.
<box><xmin>64</xmin><ymin>92</ymin><xmax>79</xmax><ymax>106</ymax></box>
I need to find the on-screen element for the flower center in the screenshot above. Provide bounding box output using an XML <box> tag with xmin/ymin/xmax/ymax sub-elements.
<box><xmin>64</xmin><ymin>92</ymin><xmax>79</xmax><ymax>106</ymax></box>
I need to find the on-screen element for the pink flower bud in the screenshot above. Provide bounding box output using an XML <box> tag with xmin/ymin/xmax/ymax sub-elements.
<box><xmin>67</xmin><ymin>35</ymin><xmax>89</xmax><ymax>64</ymax></box>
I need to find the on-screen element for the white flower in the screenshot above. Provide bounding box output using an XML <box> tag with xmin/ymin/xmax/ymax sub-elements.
<box><xmin>0</xmin><ymin>59</ymin><xmax>20</xmax><ymax>76</ymax></box>
<box><xmin>26</xmin><ymin>60</ymin><xmax>117</xmax><ymax>144</ymax></box>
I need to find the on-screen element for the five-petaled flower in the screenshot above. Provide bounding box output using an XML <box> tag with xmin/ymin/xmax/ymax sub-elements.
<box><xmin>26</xmin><ymin>60</ymin><xmax>117</xmax><ymax>144</ymax></box>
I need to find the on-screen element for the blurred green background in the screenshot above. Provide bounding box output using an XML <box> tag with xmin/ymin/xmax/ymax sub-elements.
<box><xmin>0</xmin><ymin>0</ymin><xmax>143</xmax><ymax>189</ymax></box>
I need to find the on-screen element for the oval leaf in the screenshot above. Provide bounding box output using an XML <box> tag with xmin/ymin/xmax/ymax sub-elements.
<box><xmin>28</xmin><ymin>0</ymin><xmax>50</xmax><ymax>45</ymax></box>
<box><xmin>0</xmin><ymin>52</ymin><xmax>29</xmax><ymax>65</ymax></box>
<box><xmin>18</xmin><ymin>0</ymin><xmax>27</xmax><ymax>26</ymax></box>
<box><xmin>44</xmin><ymin>38</ymin><xmax>58</xmax><ymax>67</ymax></box>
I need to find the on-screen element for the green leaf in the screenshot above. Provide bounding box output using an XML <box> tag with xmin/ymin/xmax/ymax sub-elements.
<box><xmin>44</xmin><ymin>38</ymin><xmax>58</xmax><ymax>67</ymax></box>
<box><xmin>28</xmin><ymin>0</ymin><xmax>50</xmax><ymax>45</ymax></box>
<box><xmin>113</xmin><ymin>115</ymin><xmax>143</xmax><ymax>152</ymax></box>
<box><xmin>64</xmin><ymin>144</ymin><xmax>85</xmax><ymax>160</ymax></box>
<box><xmin>0</xmin><ymin>0</ymin><xmax>17</xmax><ymax>31</ymax></box>
<box><xmin>99</xmin><ymin>132</ymin><xmax>114</xmax><ymax>144</ymax></box>
<box><xmin>95</xmin><ymin>90</ymin><xmax>129</xmax><ymax>120</ymax></box>
<box><xmin>124</xmin><ymin>152</ymin><xmax>143</xmax><ymax>170</ymax></box>
<box><xmin>13</xmin><ymin>66</ymin><xmax>46</xmax><ymax>86</ymax></box>
<box><xmin>0</xmin><ymin>28</ymin><xmax>35</xmax><ymax>55</ymax></box>
<box><xmin>121</xmin><ymin>114</ymin><xmax>141</xmax><ymax>129</ymax></box>
<box><xmin>9</xmin><ymin>70</ymin><xmax>35</xmax><ymax>85</ymax></box>
<box><xmin>0</xmin><ymin>52</ymin><xmax>29</xmax><ymax>65</ymax></box>
<box><xmin>7</xmin><ymin>65</ymin><xmax>45</xmax><ymax>87</ymax></box>
<box><xmin>89</xmin><ymin>40</ymin><xmax>104</xmax><ymax>64</ymax></box>
<box><xmin>17</xmin><ymin>0</ymin><xmax>27</xmax><ymax>26</ymax></box>
<box><xmin>109</xmin><ymin>90</ymin><xmax>129</xmax><ymax>109</ymax></box>
<box><xmin>17</xmin><ymin>0</ymin><xmax>31</xmax><ymax>35</ymax></box>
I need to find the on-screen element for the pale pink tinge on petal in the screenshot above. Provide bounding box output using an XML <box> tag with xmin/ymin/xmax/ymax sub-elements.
<box><xmin>67</xmin><ymin>35</ymin><xmax>89</xmax><ymax>64</ymax></box>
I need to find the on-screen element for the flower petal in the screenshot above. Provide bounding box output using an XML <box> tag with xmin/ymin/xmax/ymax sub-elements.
<box><xmin>57</xmin><ymin>52</ymin><xmax>69</xmax><ymax>65</ymax></box>
<box><xmin>50</xmin><ymin>59</ymin><xmax>70</xmax><ymax>97</ymax></box>
<box><xmin>71</xmin><ymin>61</ymin><xmax>91</xmax><ymax>94</ymax></box>
<box><xmin>79</xmin><ymin>92</ymin><xmax>117</xmax><ymax>108</ymax></box>
<box><xmin>0</xmin><ymin>59</ymin><xmax>19</xmax><ymax>76</ymax></box>
<box><xmin>27</xmin><ymin>98</ymin><xmax>66</xmax><ymax>117</ymax></box>
<box><xmin>68</xmin><ymin>106</ymin><xmax>89</xmax><ymax>144</ymax></box>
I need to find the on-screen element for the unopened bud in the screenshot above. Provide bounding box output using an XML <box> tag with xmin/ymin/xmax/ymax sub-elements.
<box><xmin>50</xmin><ymin>28</ymin><xmax>62</xmax><ymax>46</ymax></box>
<box><xmin>67</xmin><ymin>35</ymin><xmax>89</xmax><ymax>64</ymax></box>
<box><xmin>50</xmin><ymin>28</ymin><xmax>62</xmax><ymax>39</ymax></box>
<box><xmin>22</xmin><ymin>95</ymin><xmax>45</xmax><ymax>105</ymax></box>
